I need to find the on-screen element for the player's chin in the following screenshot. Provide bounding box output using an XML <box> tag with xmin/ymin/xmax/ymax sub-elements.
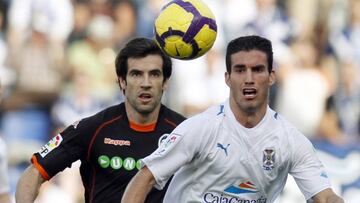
<box><xmin>138</xmin><ymin>103</ymin><xmax>157</xmax><ymax>114</ymax></box>
<box><xmin>240</xmin><ymin>101</ymin><xmax>258</xmax><ymax>112</ymax></box>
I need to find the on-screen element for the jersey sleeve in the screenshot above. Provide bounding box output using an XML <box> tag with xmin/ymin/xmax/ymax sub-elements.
<box><xmin>288</xmin><ymin>128</ymin><xmax>332</xmax><ymax>200</ymax></box>
<box><xmin>142</xmin><ymin>116</ymin><xmax>210</xmax><ymax>190</ymax></box>
<box><xmin>31</xmin><ymin>119</ymin><xmax>92</xmax><ymax>180</ymax></box>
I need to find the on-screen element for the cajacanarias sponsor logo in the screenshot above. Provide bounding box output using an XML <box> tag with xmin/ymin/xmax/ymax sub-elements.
<box><xmin>104</xmin><ymin>138</ymin><xmax>131</xmax><ymax>146</ymax></box>
<box><xmin>203</xmin><ymin>193</ymin><xmax>267</xmax><ymax>203</ymax></box>
<box><xmin>224</xmin><ymin>181</ymin><xmax>258</xmax><ymax>194</ymax></box>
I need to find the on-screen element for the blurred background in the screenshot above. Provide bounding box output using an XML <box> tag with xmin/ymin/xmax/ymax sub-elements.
<box><xmin>0</xmin><ymin>0</ymin><xmax>359</xmax><ymax>202</ymax></box>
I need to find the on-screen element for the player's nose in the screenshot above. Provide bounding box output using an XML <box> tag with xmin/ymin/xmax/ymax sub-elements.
<box><xmin>141</xmin><ymin>74</ymin><xmax>152</xmax><ymax>88</ymax></box>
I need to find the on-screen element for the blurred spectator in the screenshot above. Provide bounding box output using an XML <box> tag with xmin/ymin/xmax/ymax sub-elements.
<box><xmin>1</xmin><ymin>0</ymin><xmax>73</xmax><ymax>195</ymax></box>
<box><xmin>316</xmin><ymin>96</ymin><xmax>347</xmax><ymax>144</ymax></box>
<box><xmin>0</xmin><ymin>78</ymin><xmax>11</xmax><ymax>203</ymax></box>
<box><xmin>7</xmin><ymin>0</ymin><xmax>73</xmax><ymax>67</ymax></box>
<box><xmin>285</xmin><ymin>0</ymin><xmax>319</xmax><ymax>39</ymax></box>
<box><xmin>2</xmin><ymin>2</ymin><xmax>79</xmax><ymax>202</ymax></box>
<box><xmin>167</xmin><ymin>52</ymin><xmax>228</xmax><ymax>116</ymax></box>
<box><xmin>112</xmin><ymin>0</ymin><xmax>137</xmax><ymax>51</ymax></box>
<box><xmin>68</xmin><ymin>0</ymin><xmax>92</xmax><ymax>43</ymax></box>
<box><xmin>222</xmin><ymin>0</ymin><xmax>257</xmax><ymax>41</ymax></box>
<box><xmin>330</xmin><ymin>0</ymin><xmax>360</xmax><ymax>68</ymax></box>
<box><xmin>89</xmin><ymin>0</ymin><xmax>112</xmax><ymax>16</ymax></box>
<box><xmin>333</xmin><ymin>60</ymin><xmax>360</xmax><ymax>142</ymax></box>
<box><xmin>66</xmin><ymin>14</ymin><xmax>119</xmax><ymax>104</ymax></box>
<box><xmin>312</xmin><ymin>95</ymin><xmax>360</xmax><ymax>203</ymax></box>
<box><xmin>328</xmin><ymin>0</ymin><xmax>360</xmax><ymax>142</ymax></box>
<box><xmin>0</xmin><ymin>0</ymin><xmax>15</xmax><ymax>102</ymax></box>
<box><xmin>242</xmin><ymin>0</ymin><xmax>297</xmax><ymax>45</ymax></box>
<box><xmin>135</xmin><ymin>0</ymin><xmax>163</xmax><ymax>38</ymax></box>
<box><xmin>226</xmin><ymin>0</ymin><xmax>296</xmax><ymax>66</ymax></box>
<box><xmin>52</xmin><ymin>67</ymin><xmax>112</xmax><ymax>130</ymax></box>
<box><xmin>276</xmin><ymin>38</ymin><xmax>330</xmax><ymax>137</ymax></box>
<box><xmin>0</xmin><ymin>136</ymin><xmax>10</xmax><ymax>203</ymax></box>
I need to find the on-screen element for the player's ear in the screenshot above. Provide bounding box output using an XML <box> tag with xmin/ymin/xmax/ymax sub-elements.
<box><xmin>225</xmin><ymin>72</ymin><xmax>231</xmax><ymax>88</ymax></box>
<box><xmin>118</xmin><ymin>77</ymin><xmax>126</xmax><ymax>89</ymax></box>
<box><xmin>269</xmin><ymin>70</ymin><xmax>276</xmax><ymax>86</ymax></box>
<box><xmin>162</xmin><ymin>78</ymin><xmax>169</xmax><ymax>90</ymax></box>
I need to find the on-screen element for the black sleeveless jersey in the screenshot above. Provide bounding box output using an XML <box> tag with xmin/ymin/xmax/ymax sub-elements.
<box><xmin>31</xmin><ymin>103</ymin><xmax>186</xmax><ymax>203</ymax></box>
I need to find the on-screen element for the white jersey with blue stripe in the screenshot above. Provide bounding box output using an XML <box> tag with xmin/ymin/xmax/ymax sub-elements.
<box><xmin>142</xmin><ymin>100</ymin><xmax>331</xmax><ymax>203</ymax></box>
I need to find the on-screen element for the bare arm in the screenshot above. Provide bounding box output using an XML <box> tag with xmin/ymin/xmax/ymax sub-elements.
<box><xmin>310</xmin><ymin>188</ymin><xmax>344</xmax><ymax>203</ymax></box>
<box><xmin>121</xmin><ymin>166</ymin><xmax>156</xmax><ymax>203</ymax></box>
<box><xmin>16</xmin><ymin>165</ymin><xmax>46</xmax><ymax>203</ymax></box>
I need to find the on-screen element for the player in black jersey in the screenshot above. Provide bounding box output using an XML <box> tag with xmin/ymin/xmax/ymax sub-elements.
<box><xmin>16</xmin><ymin>38</ymin><xmax>186</xmax><ymax>203</ymax></box>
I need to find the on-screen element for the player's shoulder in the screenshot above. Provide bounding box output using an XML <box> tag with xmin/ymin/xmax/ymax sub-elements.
<box><xmin>63</xmin><ymin>103</ymin><xmax>125</xmax><ymax>135</ymax></box>
<box><xmin>271</xmin><ymin>110</ymin><xmax>311</xmax><ymax>145</ymax></box>
<box><xmin>83</xmin><ymin>103</ymin><xmax>123</xmax><ymax>123</ymax></box>
<box><xmin>178</xmin><ymin>104</ymin><xmax>225</xmax><ymax>131</ymax></box>
<box><xmin>160</xmin><ymin>104</ymin><xmax>187</xmax><ymax>125</ymax></box>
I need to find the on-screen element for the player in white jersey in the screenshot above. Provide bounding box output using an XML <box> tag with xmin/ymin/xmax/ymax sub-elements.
<box><xmin>121</xmin><ymin>35</ymin><xmax>344</xmax><ymax>203</ymax></box>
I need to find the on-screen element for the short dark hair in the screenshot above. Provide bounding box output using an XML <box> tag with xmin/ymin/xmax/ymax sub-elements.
<box><xmin>225</xmin><ymin>35</ymin><xmax>273</xmax><ymax>73</ymax></box>
<box><xmin>115</xmin><ymin>37</ymin><xmax>172</xmax><ymax>81</ymax></box>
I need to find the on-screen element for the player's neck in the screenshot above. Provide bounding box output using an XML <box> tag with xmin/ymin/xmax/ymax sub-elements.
<box><xmin>230</xmin><ymin>102</ymin><xmax>267</xmax><ymax>128</ymax></box>
<box><xmin>125</xmin><ymin>102</ymin><xmax>161</xmax><ymax>125</ymax></box>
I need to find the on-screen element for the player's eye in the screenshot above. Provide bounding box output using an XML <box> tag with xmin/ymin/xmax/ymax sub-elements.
<box><xmin>129</xmin><ymin>70</ymin><xmax>142</xmax><ymax>77</ymax></box>
<box><xmin>252</xmin><ymin>66</ymin><xmax>265</xmax><ymax>73</ymax></box>
<box><xmin>234</xmin><ymin>67</ymin><xmax>245</xmax><ymax>73</ymax></box>
<box><xmin>253</xmin><ymin>67</ymin><xmax>261</xmax><ymax>72</ymax></box>
<box><xmin>150</xmin><ymin>70</ymin><xmax>162</xmax><ymax>78</ymax></box>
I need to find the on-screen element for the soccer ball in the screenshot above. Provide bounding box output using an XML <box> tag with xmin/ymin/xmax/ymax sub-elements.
<box><xmin>154</xmin><ymin>0</ymin><xmax>217</xmax><ymax>60</ymax></box>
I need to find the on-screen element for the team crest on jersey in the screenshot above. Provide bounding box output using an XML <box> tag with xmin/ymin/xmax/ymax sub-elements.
<box><xmin>38</xmin><ymin>134</ymin><xmax>63</xmax><ymax>158</ymax></box>
<box><xmin>262</xmin><ymin>148</ymin><xmax>275</xmax><ymax>171</ymax></box>
<box><xmin>155</xmin><ymin>133</ymin><xmax>181</xmax><ymax>155</ymax></box>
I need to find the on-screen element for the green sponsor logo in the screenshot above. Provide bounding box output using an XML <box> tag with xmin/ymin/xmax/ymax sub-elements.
<box><xmin>98</xmin><ymin>155</ymin><xmax>143</xmax><ymax>170</ymax></box>
<box><xmin>123</xmin><ymin>157</ymin><xmax>136</xmax><ymax>171</ymax></box>
<box><xmin>98</xmin><ymin>155</ymin><xmax>110</xmax><ymax>168</ymax></box>
<box><xmin>136</xmin><ymin>160</ymin><xmax>142</xmax><ymax>170</ymax></box>
<box><xmin>110</xmin><ymin>156</ymin><xmax>122</xmax><ymax>170</ymax></box>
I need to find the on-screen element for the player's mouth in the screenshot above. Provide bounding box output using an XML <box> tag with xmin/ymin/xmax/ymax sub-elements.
<box><xmin>139</xmin><ymin>93</ymin><xmax>152</xmax><ymax>102</ymax></box>
<box><xmin>243</xmin><ymin>88</ymin><xmax>257</xmax><ymax>99</ymax></box>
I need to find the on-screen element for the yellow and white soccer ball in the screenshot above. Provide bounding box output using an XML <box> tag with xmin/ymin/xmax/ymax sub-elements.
<box><xmin>154</xmin><ymin>0</ymin><xmax>217</xmax><ymax>60</ymax></box>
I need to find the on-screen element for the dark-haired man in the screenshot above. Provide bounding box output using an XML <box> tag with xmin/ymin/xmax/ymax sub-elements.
<box><xmin>122</xmin><ymin>35</ymin><xmax>344</xmax><ymax>203</ymax></box>
<box><xmin>16</xmin><ymin>38</ymin><xmax>185</xmax><ymax>203</ymax></box>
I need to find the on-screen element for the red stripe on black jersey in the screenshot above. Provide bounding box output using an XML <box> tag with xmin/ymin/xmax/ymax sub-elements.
<box><xmin>86</xmin><ymin>115</ymin><xmax>123</xmax><ymax>161</ymax></box>
<box><xmin>87</xmin><ymin>115</ymin><xmax>123</xmax><ymax>203</ymax></box>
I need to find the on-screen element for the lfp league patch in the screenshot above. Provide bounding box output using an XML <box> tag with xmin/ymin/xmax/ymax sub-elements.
<box><xmin>155</xmin><ymin>133</ymin><xmax>182</xmax><ymax>156</ymax></box>
<box><xmin>38</xmin><ymin>134</ymin><xmax>63</xmax><ymax>158</ymax></box>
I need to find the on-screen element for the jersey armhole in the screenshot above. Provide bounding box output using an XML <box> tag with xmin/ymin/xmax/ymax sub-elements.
<box><xmin>31</xmin><ymin>155</ymin><xmax>50</xmax><ymax>180</ymax></box>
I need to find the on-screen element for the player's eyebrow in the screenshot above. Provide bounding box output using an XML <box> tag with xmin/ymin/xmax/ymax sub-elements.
<box><xmin>128</xmin><ymin>69</ymin><xmax>143</xmax><ymax>74</ymax></box>
<box><xmin>251</xmin><ymin>64</ymin><xmax>266</xmax><ymax>70</ymax></box>
<box><xmin>149</xmin><ymin>69</ymin><xmax>162</xmax><ymax>74</ymax></box>
<box><xmin>233</xmin><ymin>64</ymin><xmax>246</xmax><ymax>68</ymax></box>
